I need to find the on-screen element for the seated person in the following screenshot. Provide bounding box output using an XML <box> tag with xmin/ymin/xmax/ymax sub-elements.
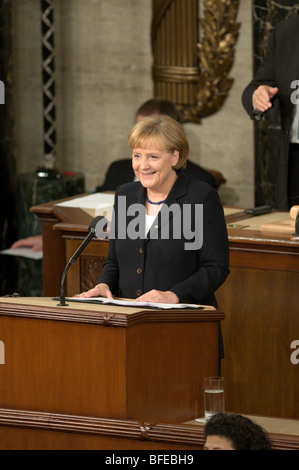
<box><xmin>204</xmin><ymin>413</ymin><xmax>272</xmax><ymax>450</ymax></box>
<box><xmin>96</xmin><ymin>98</ymin><xmax>223</xmax><ymax>192</ymax></box>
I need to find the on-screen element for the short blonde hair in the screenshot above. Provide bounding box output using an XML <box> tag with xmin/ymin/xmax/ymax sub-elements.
<box><xmin>128</xmin><ymin>114</ymin><xmax>189</xmax><ymax>170</ymax></box>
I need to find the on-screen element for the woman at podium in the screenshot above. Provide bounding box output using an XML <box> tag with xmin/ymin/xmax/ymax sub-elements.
<box><xmin>76</xmin><ymin>114</ymin><xmax>229</xmax><ymax>308</ymax></box>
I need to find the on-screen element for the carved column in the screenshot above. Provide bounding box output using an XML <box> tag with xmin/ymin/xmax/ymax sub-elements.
<box><xmin>151</xmin><ymin>0</ymin><xmax>240</xmax><ymax>123</ymax></box>
<box><xmin>152</xmin><ymin>0</ymin><xmax>199</xmax><ymax>107</ymax></box>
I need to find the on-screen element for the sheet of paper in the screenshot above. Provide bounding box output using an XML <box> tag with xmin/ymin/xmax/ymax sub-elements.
<box><xmin>66</xmin><ymin>296</ymin><xmax>203</xmax><ymax>310</ymax></box>
<box><xmin>0</xmin><ymin>248</ymin><xmax>43</xmax><ymax>260</ymax></box>
<box><xmin>55</xmin><ymin>192</ymin><xmax>114</xmax><ymax>209</ymax></box>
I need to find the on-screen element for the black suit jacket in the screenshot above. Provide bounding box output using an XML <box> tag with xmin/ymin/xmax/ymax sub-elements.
<box><xmin>96</xmin><ymin>171</ymin><xmax>229</xmax><ymax>307</ymax></box>
<box><xmin>96</xmin><ymin>158</ymin><xmax>217</xmax><ymax>192</ymax></box>
<box><xmin>242</xmin><ymin>17</ymin><xmax>299</xmax><ymax>209</ymax></box>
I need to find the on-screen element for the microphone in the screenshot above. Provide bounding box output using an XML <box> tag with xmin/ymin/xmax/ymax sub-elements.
<box><xmin>58</xmin><ymin>215</ymin><xmax>108</xmax><ymax>306</ymax></box>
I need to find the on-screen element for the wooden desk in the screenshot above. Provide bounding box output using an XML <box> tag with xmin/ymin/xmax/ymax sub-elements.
<box><xmin>0</xmin><ymin>297</ymin><xmax>222</xmax><ymax>424</ymax></box>
<box><xmin>217</xmin><ymin>222</ymin><xmax>299</xmax><ymax>419</ymax></box>
<box><xmin>0</xmin><ymin>409</ymin><xmax>298</xmax><ymax>450</ymax></box>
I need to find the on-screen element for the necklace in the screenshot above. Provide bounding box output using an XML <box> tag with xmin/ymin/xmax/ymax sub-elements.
<box><xmin>145</xmin><ymin>194</ymin><xmax>166</xmax><ymax>205</ymax></box>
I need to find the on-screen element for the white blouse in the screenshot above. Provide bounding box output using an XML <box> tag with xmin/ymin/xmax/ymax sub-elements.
<box><xmin>145</xmin><ymin>214</ymin><xmax>157</xmax><ymax>235</ymax></box>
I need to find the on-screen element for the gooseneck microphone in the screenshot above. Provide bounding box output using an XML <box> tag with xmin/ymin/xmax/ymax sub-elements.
<box><xmin>58</xmin><ymin>215</ymin><xmax>108</xmax><ymax>306</ymax></box>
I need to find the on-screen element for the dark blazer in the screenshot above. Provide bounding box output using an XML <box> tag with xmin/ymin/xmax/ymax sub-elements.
<box><xmin>242</xmin><ymin>17</ymin><xmax>299</xmax><ymax>210</ymax></box>
<box><xmin>96</xmin><ymin>171</ymin><xmax>229</xmax><ymax>308</ymax></box>
<box><xmin>96</xmin><ymin>158</ymin><xmax>217</xmax><ymax>192</ymax></box>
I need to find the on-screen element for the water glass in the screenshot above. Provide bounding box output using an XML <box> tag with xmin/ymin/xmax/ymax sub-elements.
<box><xmin>204</xmin><ymin>376</ymin><xmax>225</xmax><ymax>421</ymax></box>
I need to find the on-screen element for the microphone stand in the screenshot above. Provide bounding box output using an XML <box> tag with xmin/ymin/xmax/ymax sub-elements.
<box><xmin>58</xmin><ymin>230</ymin><xmax>95</xmax><ymax>306</ymax></box>
<box><xmin>57</xmin><ymin>216</ymin><xmax>107</xmax><ymax>306</ymax></box>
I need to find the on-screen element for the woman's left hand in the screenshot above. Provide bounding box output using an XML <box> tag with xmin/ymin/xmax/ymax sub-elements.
<box><xmin>135</xmin><ymin>290</ymin><xmax>179</xmax><ymax>304</ymax></box>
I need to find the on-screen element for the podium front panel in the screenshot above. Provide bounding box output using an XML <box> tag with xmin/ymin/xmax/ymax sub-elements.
<box><xmin>0</xmin><ymin>297</ymin><xmax>222</xmax><ymax>423</ymax></box>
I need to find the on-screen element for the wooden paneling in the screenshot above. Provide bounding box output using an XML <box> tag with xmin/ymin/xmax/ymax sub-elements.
<box><xmin>65</xmin><ymin>238</ymin><xmax>108</xmax><ymax>296</ymax></box>
<box><xmin>218</xmin><ymin>266</ymin><xmax>299</xmax><ymax>418</ymax></box>
<box><xmin>0</xmin><ymin>409</ymin><xmax>298</xmax><ymax>450</ymax></box>
<box><xmin>126</xmin><ymin>321</ymin><xmax>219</xmax><ymax>422</ymax></box>
<box><xmin>0</xmin><ymin>315</ymin><xmax>127</xmax><ymax>418</ymax></box>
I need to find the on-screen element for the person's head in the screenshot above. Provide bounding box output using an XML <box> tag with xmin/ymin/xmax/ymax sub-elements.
<box><xmin>135</xmin><ymin>98</ymin><xmax>181</xmax><ymax>123</ymax></box>
<box><xmin>129</xmin><ymin>114</ymin><xmax>189</xmax><ymax>170</ymax></box>
<box><xmin>204</xmin><ymin>413</ymin><xmax>272</xmax><ymax>450</ymax></box>
<box><xmin>128</xmin><ymin>114</ymin><xmax>189</xmax><ymax>194</ymax></box>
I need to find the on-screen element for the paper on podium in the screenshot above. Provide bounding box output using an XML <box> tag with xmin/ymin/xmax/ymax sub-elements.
<box><xmin>0</xmin><ymin>247</ymin><xmax>43</xmax><ymax>260</ymax></box>
<box><xmin>66</xmin><ymin>296</ymin><xmax>204</xmax><ymax>310</ymax></box>
<box><xmin>55</xmin><ymin>192</ymin><xmax>114</xmax><ymax>209</ymax></box>
<box><xmin>55</xmin><ymin>193</ymin><xmax>114</xmax><ymax>220</ymax></box>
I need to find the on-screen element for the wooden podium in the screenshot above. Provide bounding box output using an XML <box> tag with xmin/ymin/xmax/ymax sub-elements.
<box><xmin>0</xmin><ymin>297</ymin><xmax>223</xmax><ymax>425</ymax></box>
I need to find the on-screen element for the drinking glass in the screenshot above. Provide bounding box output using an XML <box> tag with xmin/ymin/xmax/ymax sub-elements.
<box><xmin>204</xmin><ymin>376</ymin><xmax>225</xmax><ymax>421</ymax></box>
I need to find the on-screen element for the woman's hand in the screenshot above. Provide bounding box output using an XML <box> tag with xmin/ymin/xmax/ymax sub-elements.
<box><xmin>74</xmin><ymin>283</ymin><xmax>113</xmax><ymax>299</ymax></box>
<box><xmin>135</xmin><ymin>290</ymin><xmax>179</xmax><ymax>304</ymax></box>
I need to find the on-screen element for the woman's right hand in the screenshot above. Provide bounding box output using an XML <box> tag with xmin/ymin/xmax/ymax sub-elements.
<box><xmin>74</xmin><ymin>283</ymin><xmax>113</xmax><ymax>299</ymax></box>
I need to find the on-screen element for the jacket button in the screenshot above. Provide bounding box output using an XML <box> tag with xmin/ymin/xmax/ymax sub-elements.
<box><xmin>136</xmin><ymin>290</ymin><xmax>142</xmax><ymax>296</ymax></box>
<box><xmin>139</xmin><ymin>247</ymin><xmax>143</xmax><ymax>254</ymax></box>
<box><xmin>137</xmin><ymin>268</ymin><xmax>142</xmax><ymax>274</ymax></box>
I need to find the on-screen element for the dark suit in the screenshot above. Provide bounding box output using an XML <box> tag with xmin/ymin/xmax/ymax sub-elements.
<box><xmin>242</xmin><ymin>16</ymin><xmax>299</xmax><ymax>210</ymax></box>
<box><xmin>96</xmin><ymin>158</ymin><xmax>217</xmax><ymax>192</ymax></box>
<box><xmin>96</xmin><ymin>171</ymin><xmax>229</xmax><ymax>308</ymax></box>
